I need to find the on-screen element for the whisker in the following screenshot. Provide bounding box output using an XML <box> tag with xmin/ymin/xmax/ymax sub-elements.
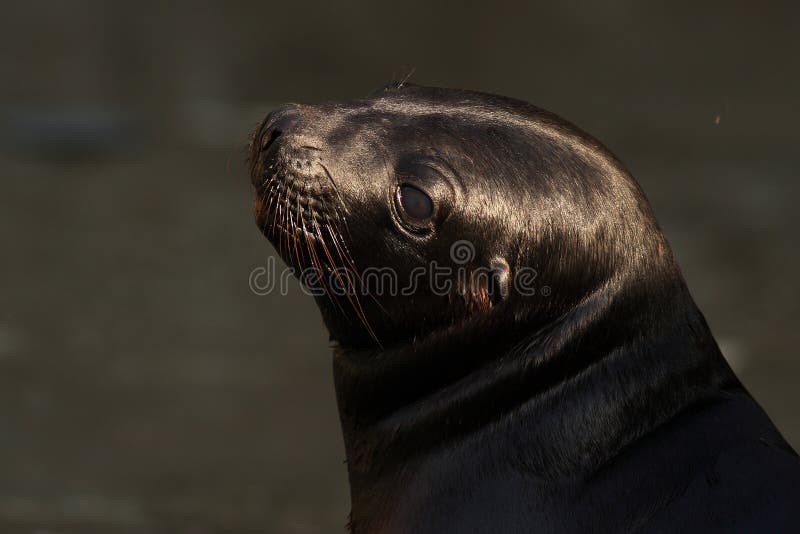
<box><xmin>326</xmin><ymin>224</ymin><xmax>390</xmax><ymax>318</ymax></box>
<box><xmin>306</xmin><ymin>206</ymin><xmax>350</xmax><ymax>318</ymax></box>
<box><xmin>290</xmin><ymin>189</ymin><xmax>304</xmax><ymax>269</ymax></box>
<box><xmin>317</xmin><ymin>221</ymin><xmax>380</xmax><ymax>346</ymax></box>
<box><xmin>319</xmin><ymin>163</ymin><xmax>352</xmax><ymax>234</ymax></box>
<box><xmin>259</xmin><ymin>176</ymin><xmax>279</xmax><ymax>234</ymax></box>
<box><xmin>261</xmin><ymin>161</ymin><xmax>382</xmax><ymax>347</ymax></box>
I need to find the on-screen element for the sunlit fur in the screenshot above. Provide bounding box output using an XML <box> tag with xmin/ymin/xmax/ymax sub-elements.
<box><xmin>249</xmin><ymin>84</ymin><xmax>799</xmax><ymax>533</ymax></box>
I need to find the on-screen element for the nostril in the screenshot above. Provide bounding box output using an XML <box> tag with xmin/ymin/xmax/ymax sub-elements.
<box><xmin>262</xmin><ymin>129</ymin><xmax>282</xmax><ymax>152</ymax></box>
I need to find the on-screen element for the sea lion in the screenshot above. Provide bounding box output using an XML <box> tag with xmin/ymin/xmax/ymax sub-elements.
<box><xmin>248</xmin><ymin>84</ymin><xmax>800</xmax><ymax>533</ymax></box>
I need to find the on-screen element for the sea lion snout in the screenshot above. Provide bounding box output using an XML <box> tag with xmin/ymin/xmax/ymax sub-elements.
<box><xmin>249</xmin><ymin>104</ymin><xmax>329</xmax><ymax>194</ymax></box>
<box><xmin>254</xmin><ymin>103</ymin><xmax>327</xmax><ymax>153</ymax></box>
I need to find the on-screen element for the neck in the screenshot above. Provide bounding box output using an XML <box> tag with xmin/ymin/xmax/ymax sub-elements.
<box><xmin>332</xmin><ymin>273</ymin><xmax>737</xmax><ymax>530</ymax></box>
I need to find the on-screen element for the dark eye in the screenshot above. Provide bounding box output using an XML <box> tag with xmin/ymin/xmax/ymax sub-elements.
<box><xmin>397</xmin><ymin>185</ymin><xmax>434</xmax><ymax>223</ymax></box>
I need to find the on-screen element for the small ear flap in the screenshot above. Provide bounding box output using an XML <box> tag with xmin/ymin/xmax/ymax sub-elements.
<box><xmin>488</xmin><ymin>257</ymin><xmax>511</xmax><ymax>305</ymax></box>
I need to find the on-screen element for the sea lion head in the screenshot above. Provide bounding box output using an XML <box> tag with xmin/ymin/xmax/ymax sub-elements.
<box><xmin>248</xmin><ymin>84</ymin><xmax>674</xmax><ymax>351</ymax></box>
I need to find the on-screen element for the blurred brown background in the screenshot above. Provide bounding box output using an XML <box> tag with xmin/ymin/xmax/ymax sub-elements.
<box><xmin>1</xmin><ymin>1</ymin><xmax>798</xmax><ymax>532</ymax></box>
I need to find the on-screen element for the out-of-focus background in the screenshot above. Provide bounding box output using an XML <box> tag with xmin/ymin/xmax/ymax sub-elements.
<box><xmin>1</xmin><ymin>1</ymin><xmax>798</xmax><ymax>532</ymax></box>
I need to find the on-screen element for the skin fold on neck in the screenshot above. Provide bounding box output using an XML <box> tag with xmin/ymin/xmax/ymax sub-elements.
<box><xmin>332</xmin><ymin>270</ymin><xmax>739</xmax><ymax>530</ymax></box>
